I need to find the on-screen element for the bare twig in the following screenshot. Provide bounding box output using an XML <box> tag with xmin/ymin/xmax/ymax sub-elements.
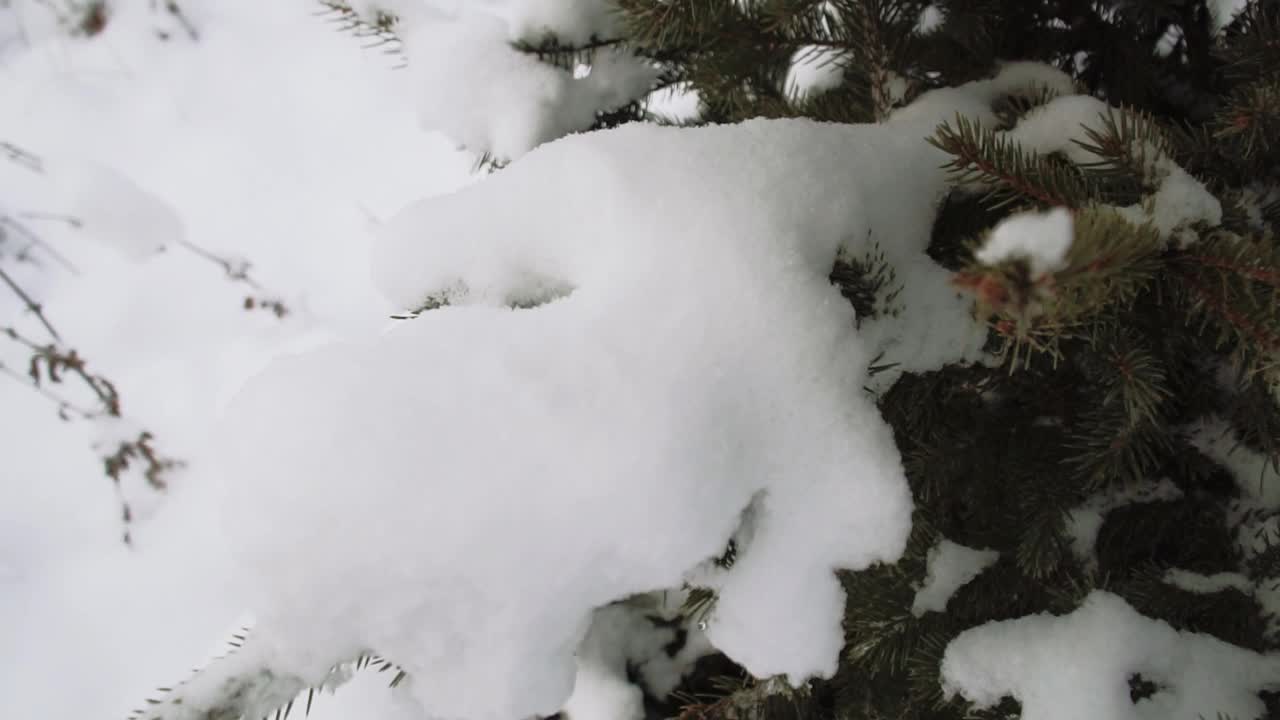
<box><xmin>0</xmin><ymin>327</ymin><xmax>182</xmax><ymax>546</ymax></box>
<box><xmin>1</xmin><ymin>215</ymin><xmax>82</xmax><ymax>274</ymax></box>
<box><xmin>154</xmin><ymin>0</ymin><xmax>199</xmax><ymax>41</ymax></box>
<box><xmin>0</xmin><ymin>358</ymin><xmax>96</xmax><ymax>419</ymax></box>
<box><xmin>175</xmin><ymin>237</ymin><xmax>262</xmax><ymax>289</ymax></box>
<box><xmin>174</xmin><ymin>237</ymin><xmax>290</xmax><ymax>318</ymax></box>
<box><xmin>0</xmin><ymin>265</ymin><xmax>62</xmax><ymax>341</ymax></box>
<box><xmin>4</xmin><ymin>325</ymin><xmax>121</xmax><ymax>415</ymax></box>
<box><xmin>0</xmin><ymin>141</ymin><xmax>43</xmax><ymax>173</ymax></box>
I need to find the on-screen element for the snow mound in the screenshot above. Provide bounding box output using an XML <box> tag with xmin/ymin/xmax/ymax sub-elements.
<box><xmin>912</xmin><ymin>540</ymin><xmax>998</xmax><ymax>616</ymax></box>
<box><xmin>193</xmin><ymin>63</ymin><xmax>1077</xmax><ymax>720</ymax></box>
<box><xmin>942</xmin><ymin>591</ymin><xmax>1280</xmax><ymax>720</ymax></box>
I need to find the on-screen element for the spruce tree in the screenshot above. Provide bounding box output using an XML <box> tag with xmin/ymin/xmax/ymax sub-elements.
<box><xmin>125</xmin><ymin>1</ymin><xmax>1280</xmax><ymax>719</ymax></box>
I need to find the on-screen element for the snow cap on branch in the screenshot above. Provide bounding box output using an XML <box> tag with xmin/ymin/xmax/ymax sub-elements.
<box><xmin>975</xmin><ymin>206</ymin><xmax>1073</xmax><ymax>275</ymax></box>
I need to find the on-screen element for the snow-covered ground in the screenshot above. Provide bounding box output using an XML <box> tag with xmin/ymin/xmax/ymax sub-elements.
<box><xmin>0</xmin><ymin>2</ymin><xmax>471</xmax><ymax>718</ymax></box>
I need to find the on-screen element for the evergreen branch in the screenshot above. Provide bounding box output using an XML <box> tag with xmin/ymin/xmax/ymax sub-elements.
<box><xmin>1211</xmin><ymin>77</ymin><xmax>1280</xmax><ymax>170</ymax></box>
<box><xmin>1173</xmin><ymin>235</ymin><xmax>1280</xmax><ymax>365</ymax></box>
<box><xmin>314</xmin><ymin>0</ymin><xmax>403</xmax><ymax>61</ymax></box>
<box><xmin>1177</xmin><ymin>268</ymin><xmax>1280</xmax><ymax>354</ymax></box>
<box><xmin>1079</xmin><ymin>332</ymin><xmax>1173</xmax><ymax>427</ymax></box>
<box><xmin>829</xmin><ymin>241</ymin><xmax>902</xmax><ymax>325</ymax></box>
<box><xmin>129</xmin><ymin>630</ymin><xmax>407</xmax><ymax>720</ymax></box>
<box><xmin>510</xmin><ymin>35</ymin><xmax>627</xmax><ymax>70</ymax></box>
<box><xmin>1183</xmin><ymin>253</ymin><xmax>1280</xmax><ymax>286</ymax></box>
<box><xmin>854</xmin><ymin>0</ymin><xmax>920</xmax><ymax>115</ymax></box>
<box><xmin>1217</xmin><ymin>0</ymin><xmax>1280</xmax><ymax>81</ymax></box>
<box><xmin>1073</xmin><ymin>105</ymin><xmax>1173</xmax><ymax>193</ymax></box>
<box><xmin>930</xmin><ymin>115</ymin><xmax>1094</xmax><ymax>209</ymax></box>
<box><xmin>1013</xmin><ymin>504</ymin><xmax>1072</xmax><ymax>579</ymax></box>
<box><xmin>957</xmin><ymin>208</ymin><xmax>1164</xmax><ymax>367</ymax></box>
<box><xmin>1064</xmin><ymin>410</ymin><xmax>1171</xmax><ymax>490</ymax></box>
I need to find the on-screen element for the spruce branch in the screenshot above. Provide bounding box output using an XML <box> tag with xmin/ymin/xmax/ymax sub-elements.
<box><xmin>829</xmin><ymin>241</ymin><xmax>903</xmax><ymax>325</ymax></box>
<box><xmin>128</xmin><ymin>629</ymin><xmax>408</xmax><ymax>720</ymax></box>
<box><xmin>314</xmin><ymin>0</ymin><xmax>404</xmax><ymax>62</ymax></box>
<box><xmin>1073</xmin><ymin>105</ymin><xmax>1175</xmax><ymax>201</ymax></box>
<box><xmin>930</xmin><ymin>115</ymin><xmax>1095</xmax><ymax>209</ymax></box>
<box><xmin>1171</xmin><ymin>234</ymin><xmax>1280</xmax><ymax>371</ymax></box>
<box><xmin>956</xmin><ymin>208</ymin><xmax>1164</xmax><ymax>368</ymax></box>
<box><xmin>1211</xmin><ymin>77</ymin><xmax>1280</xmax><ymax>170</ymax></box>
<box><xmin>1064</xmin><ymin>412</ymin><xmax>1171</xmax><ymax>490</ymax></box>
<box><xmin>850</xmin><ymin>0</ymin><xmax>920</xmax><ymax>117</ymax></box>
<box><xmin>1217</xmin><ymin>0</ymin><xmax>1280</xmax><ymax>82</ymax></box>
<box><xmin>510</xmin><ymin>34</ymin><xmax>627</xmax><ymax>70</ymax></box>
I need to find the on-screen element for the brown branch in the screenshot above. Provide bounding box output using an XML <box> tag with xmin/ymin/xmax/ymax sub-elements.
<box><xmin>1182</xmin><ymin>253</ymin><xmax>1280</xmax><ymax>286</ymax></box>
<box><xmin>962</xmin><ymin>150</ymin><xmax>1080</xmax><ymax>208</ymax></box>
<box><xmin>1178</xmin><ymin>270</ymin><xmax>1280</xmax><ymax>350</ymax></box>
<box><xmin>0</xmin><ymin>359</ymin><xmax>96</xmax><ymax>419</ymax></box>
<box><xmin>174</xmin><ymin>237</ymin><xmax>290</xmax><ymax>318</ymax></box>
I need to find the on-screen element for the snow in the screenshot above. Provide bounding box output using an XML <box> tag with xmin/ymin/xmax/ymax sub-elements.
<box><xmin>498</xmin><ymin>0</ymin><xmax>622</xmax><ymax>44</ymax></box>
<box><xmin>1191</xmin><ymin>418</ymin><xmax>1280</xmax><ymax>507</ymax></box>
<box><xmin>1188</xmin><ymin>419</ymin><xmax>1280</xmax><ymax>638</ymax></box>
<box><xmin>53</xmin><ymin>160</ymin><xmax>183</xmax><ymax>260</ymax></box>
<box><xmin>121</xmin><ymin>63</ymin><xmax>1083</xmax><ymax>720</ymax></box>
<box><xmin>1005</xmin><ymin>95</ymin><xmax>1222</xmax><ymax>243</ymax></box>
<box><xmin>401</xmin><ymin>5</ymin><xmax>657</xmax><ymax>161</ymax></box>
<box><xmin>563</xmin><ymin>595</ymin><xmax>714</xmax><ymax>720</ymax></box>
<box><xmin>1</xmin><ymin>153</ymin><xmax>179</xmax><ymax>263</ymax></box>
<box><xmin>916</xmin><ymin>5</ymin><xmax>944</xmax><ymax>34</ymax></box>
<box><xmin>974</xmin><ymin>206</ymin><xmax>1073</xmax><ymax>275</ymax></box>
<box><xmin>646</xmin><ymin>81</ymin><xmax>702</xmax><ymax>124</ymax></box>
<box><xmin>1066</xmin><ymin>478</ymin><xmax>1183</xmax><ymax>565</ymax></box>
<box><xmin>1164</xmin><ymin>568</ymin><xmax>1253</xmax><ymax>594</ymax></box>
<box><xmin>786</xmin><ymin>45</ymin><xmax>846</xmax><ymax>99</ymax></box>
<box><xmin>942</xmin><ymin>591</ymin><xmax>1280</xmax><ymax>720</ymax></box>
<box><xmin>1208</xmin><ymin>0</ymin><xmax>1252</xmax><ymax>34</ymax></box>
<box><xmin>911</xmin><ymin>540</ymin><xmax>999</xmax><ymax>616</ymax></box>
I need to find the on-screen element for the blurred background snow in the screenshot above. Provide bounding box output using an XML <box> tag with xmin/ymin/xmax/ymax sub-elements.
<box><xmin>0</xmin><ymin>1</ymin><xmax>473</xmax><ymax>717</ymax></box>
